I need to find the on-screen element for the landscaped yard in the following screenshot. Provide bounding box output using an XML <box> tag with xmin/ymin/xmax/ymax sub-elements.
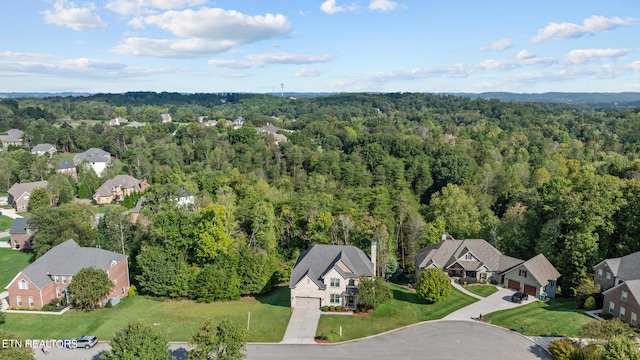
<box><xmin>316</xmin><ymin>284</ymin><xmax>477</xmax><ymax>342</ymax></box>
<box><xmin>484</xmin><ymin>297</ymin><xmax>595</xmax><ymax>337</ymax></box>
<box><xmin>463</xmin><ymin>284</ymin><xmax>499</xmax><ymax>297</ymax></box>
<box><xmin>0</xmin><ymin>287</ymin><xmax>292</xmax><ymax>342</ymax></box>
<box><xmin>0</xmin><ymin>215</ymin><xmax>13</xmax><ymax>231</ymax></box>
<box><xmin>0</xmin><ymin>247</ymin><xmax>32</xmax><ymax>288</ymax></box>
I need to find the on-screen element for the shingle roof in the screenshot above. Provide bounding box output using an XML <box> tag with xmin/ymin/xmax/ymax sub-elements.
<box><xmin>0</xmin><ymin>129</ymin><xmax>24</xmax><ymax>142</ymax></box>
<box><xmin>17</xmin><ymin>239</ymin><xmax>126</xmax><ymax>290</ymax></box>
<box><xmin>31</xmin><ymin>143</ymin><xmax>55</xmax><ymax>153</ymax></box>
<box><xmin>290</xmin><ymin>244</ymin><xmax>374</xmax><ymax>289</ymax></box>
<box><xmin>94</xmin><ymin>175</ymin><xmax>142</xmax><ymax>197</ymax></box>
<box><xmin>604</xmin><ymin>251</ymin><xmax>640</xmax><ymax>281</ymax></box>
<box><xmin>73</xmin><ymin>148</ymin><xmax>110</xmax><ymax>165</ymax></box>
<box><xmin>124</xmin><ymin>121</ymin><xmax>145</xmax><ymax>128</ymax></box>
<box><xmin>416</xmin><ymin>239</ymin><xmax>524</xmax><ymax>273</ymax></box>
<box><xmin>8</xmin><ymin>181</ymin><xmax>49</xmax><ymax>199</ymax></box>
<box><xmin>9</xmin><ymin>218</ymin><xmax>29</xmax><ymax>234</ymax></box>
<box><xmin>58</xmin><ymin>160</ymin><xmax>75</xmax><ymax>170</ymax></box>
<box><xmin>521</xmin><ymin>253</ymin><xmax>561</xmax><ymax>286</ymax></box>
<box><xmin>622</xmin><ymin>279</ymin><xmax>640</xmax><ymax>301</ymax></box>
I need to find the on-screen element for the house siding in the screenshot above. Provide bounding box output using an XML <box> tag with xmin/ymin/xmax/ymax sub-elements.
<box><xmin>502</xmin><ymin>265</ymin><xmax>542</xmax><ymax>298</ymax></box>
<box><xmin>10</xmin><ymin>233</ymin><xmax>33</xmax><ymax>250</ymax></box>
<box><xmin>594</xmin><ymin>262</ymin><xmax>616</xmax><ymax>292</ymax></box>
<box><xmin>6</xmin><ymin>275</ymin><xmax>42</xmax><ymax>308</ymax></box>
<box><xmin>323</xmin><ymin>268</ymin><xmax>349</xmax><ymax>307</ymax></box>
<box><xmin>106</xmin><ymin>259</ymin><xmax>130</xmax><ymax>302</ymax></box>
<box><xmin>290</xmin><ymin>275</ymin><xmax>326</xmax><ymax>309</ymax></box>
<box><xmin>603</xmin><ymin>284</ymin><xmax>640</xmax><ymax>325</ymax></box>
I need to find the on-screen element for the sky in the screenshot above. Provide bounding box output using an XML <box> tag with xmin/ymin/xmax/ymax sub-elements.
<box><xmin>1</xmin><ymin>0</ymin><xmax>639</xmax><ymax>94</ymax></box>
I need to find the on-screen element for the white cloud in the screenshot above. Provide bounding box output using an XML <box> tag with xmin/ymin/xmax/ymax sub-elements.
<box><xmin>564</xmin><ymin>48</ymin><xmax>629</xmax><ymax>65</ymax></box>
<box><xmin>295</xmin><ymin>67</ymin><xmax>329</xmax><ymax>77</ymax></box>
<box><xmin>209</xmin><ymin>52</ymin><xmax>334</xmax><ymax>69</ymax></box>
<box><xmin>531</xmin><ymin>15</ymin><xmax>636</xmax><ymax>44</ymax></box>
<box><xmin>0</xmin><ymin>51</ymin><xmax>52</xmax><ymax>59</ymax></box>
<box><xmin>321</xmin><ymin>0</ymin><xmax>358</xmax><ymax>14</ymax></box>
<box><xmin>516</xmin><ymin>50</ymin><xmax>535</xmax><ymax>60</ymax></box>
<box><xmin>0</xmin><ymin>57</ymin><xmax>158</xmax><ymax>79</ymax></box>
<box><xmin>105</xmin><ymin>0</ymin><xmax>207</xmax><ymax>16</ymax></box>
<box><xmin>369</xmin><ymin>0</ymin><xmax>398</xmax><ymax>12</ymax></box>
<box><xmin>113</xmin><ymin>8</ymin><xmax>291</xmax><ymax>57</ymax></box>
<box><xmin>42</xmin><ymin>0</ymin><xmax>107</xmax><ymax>31</ymax></box>
<box><xmin>483</xmin><ymin>38</ymin><xmax>513</xmax><ymax>51</ymax></box>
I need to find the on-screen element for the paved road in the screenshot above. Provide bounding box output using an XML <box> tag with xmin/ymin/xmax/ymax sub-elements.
<box><xmin>32</xmin><ymin>321</ymin><xmax>551</xmax><ymax>360</ymax></box>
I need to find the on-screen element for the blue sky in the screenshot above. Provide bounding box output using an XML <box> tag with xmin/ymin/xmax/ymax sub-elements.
<box><xmin>1</xmin><ymin>0</ymin><xmax>638</xmax><ymax>93</ymax></box>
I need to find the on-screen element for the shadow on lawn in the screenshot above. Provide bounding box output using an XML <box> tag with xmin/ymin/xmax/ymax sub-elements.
<box><xmin>254</xmin><ymin>286</ymin><xmax>290</xmax><ymax>307</ymax></box>
<box><xmin>391</xmin><ymin>287</ymin><xmax>427</xmax><ymax>305</ymax></box>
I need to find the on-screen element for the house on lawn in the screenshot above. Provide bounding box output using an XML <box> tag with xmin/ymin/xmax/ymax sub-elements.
<box><xmin>595</xmin><ymin>251</ymin><xmax>640</xmax><ymax>325</ymax></box>
<box><xmin>415</xmin><ymin>233</ymin><xmax>560</xmax><ymax>299</ymax></box>
<box><xmin>289</xmin><ymin>243</ymin><xmax>376</xmax><ymax>310</ymax></box>
<box><xmin>5</xmin><ymin>239</ymin><xmax>129</xmax><ymax>309</ymax></box>
<box><xmin>161</xmin><ymin>113</ymin><xmax>172</xmax><ymax>123</ymax></box>
<box><xmin>0</xmin><ymin>129</ymin><xmax>24</xmax><ymax>148</ymax></box>
<box><xmin>73</xmin><ymin>148</ymin><xmax>111</xmax><ymax>176</ymax></box>
<box><xmin>9</xmin><ymin>218</ymin><xmax>34</xmax><ymax>250</ymax></box>
<box><xmin>31</xmin><ymin>143</ymin><xmax>56</xmax><ymax>156</ymax></box>
<box><xmin>109</xmin><ymin>117</ymin><xmax>128</xmax><ymax>126</ymax></box>
<box><xmin>8</xmin><ymin>180</ymin><xmax>49</xmax><ymax>211</ymax></box>
<box><xmin>93</xmin><ymin>175</ymin><xmax>148</xmax><ymax>205</ymax></box>
<box><xmin>56</xmin><ymin>159</ymin><xmax>77</xmax><ymax>181</ymax></box>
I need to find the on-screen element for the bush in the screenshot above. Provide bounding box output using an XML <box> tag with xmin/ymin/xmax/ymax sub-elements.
<box><xmin>0</xmin><ymin>311</ymin><xmax>5</xmax><ymax>325</ymax></box>
<box><xmin>335</xmin><ymin>306</ymin><xmax>342</xmax><ymax>312</ymax></box>
<box><xmin>321</xmin><ymin>305</ymin><xmax>329</xmax><ymax>312</ymax></box>
<box><xmin>128</xmin><ymin>285</ymin><xmax>137</xmax><ymax>297</ymax></box>
<box><xmin>41</xmin><ymin>304</ymin><xmax>52</xmax><ymax>311</ymax></box>
<box><xmin>416</xmin><ymin>268</ymin><xmax>451</xmax><ymax>304</ymax></box>
<box><xmin>548</xmin><ymin>338</ymin><xmax>579</xmax><ymax>360</ymax></box>
<box><xmin>105</xmin><ymin>300</ymin><xmax>113</xmax><ymax>308</ymax></box>
<box><xmin>601</xmin><ymin>312</ymin><xmax>614</xmax><ymax>320</ymax></box>
<box><xmin>314</xmin><ymin>333</ymin><xmax>327</xmax><ymax>341</ymax></box>
<box><xmin>329</xmin><ymin>306</ymin><xmax>335</xmax><ymax>312</ymax></box>
<box><xmin>459</xmin><ymin>278</ymin><xmax>479</xmax><ymax>285</ymax></box>
<box><xmin>583</xmin><ymin>296</ymin><xmax>596</xmax><ymax>310</ymax></box>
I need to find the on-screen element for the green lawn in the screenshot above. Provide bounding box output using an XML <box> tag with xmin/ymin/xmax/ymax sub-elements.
<box><xmin>16</xmin><ymin>212</ymin><xmax>31</xmax><ymax>218</ymax></box>
<box><xmin>0</xmin><ymin>248</ymin><xmax>33</xmax><ymax>288</ymax></box>
<box><xmin>0</xmin><ymin>287</ymin><xmax>292</xmax><ymax>342</ymax></box>
<box><xmin>316</xmin><ymin>284</ymin><xmax>477</xmax><ymax>342</ymax></box>
<box><xmin>464</xmin><ymin>284</ymin><xmax>499</xmax><ymax>297</ymax></box>
<box><xmin>484</xmin><ymin>297</ymin><xmax>595</xmax><ymax>337</ymax></box>
<box><xmin>95</xmin><ymin>205</ymin><xmax>118</xmax><ymax>214</ymax></box>
<box><xmin>0</xmin><ymin>215</ymin><xmax>13</xmax><ymax>231</ymax></box>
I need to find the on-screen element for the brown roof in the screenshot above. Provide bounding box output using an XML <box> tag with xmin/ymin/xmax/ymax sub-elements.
<box><xmin>8</xmin><ymin>180</ymin><xmax>49</xmax><ymax>198</ymax></box>
<box><xmin>94</xmin><ymin>175</ymin><xmax>143</xmax><ymax>197</ymax></box>
<box><xmin>416</xmin><ymin>238</ymin><xmax>523</xmax><ymax>273</ymax></box>
<box><xmin>521</xmin><ymin>253</ymin><xmax>561</xmax><ymax>285</ymax></box>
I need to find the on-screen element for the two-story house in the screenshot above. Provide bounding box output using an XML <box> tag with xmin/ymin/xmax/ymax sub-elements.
<box><xmin>595</xmin><ymin>251</ymin><xmax>640</xmax><ymax>325</ymax></box>
<box><xmin>289</xmin><ymin>243</ymin><xmax>376</xmax><ymax>310</ymax></box>
<box><xmin>93</xmin><ymin>175</ymin><xmax>148</xmax><ymax>205</ymax></box>
<box><xmin>7</xmin><ymin>181</ymin><xmax>49</xmax><ymax>211</ymax></box>
<box><xmin>9</xmin><ymin>218</ymin><xmax>34</xmax><ymax>250</ymax></box>
<box><xmin>73</xmin><ymin>148</ymin><xmax>111</xmax><ymax>176</ymax></box>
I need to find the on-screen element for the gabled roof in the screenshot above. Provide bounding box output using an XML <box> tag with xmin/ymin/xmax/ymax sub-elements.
<box><xmin>73</xmin><ymin>148</ymin><xmax>111</xmax><ymax>164</ymax></box>
<box><xmin>94</xmin><ymin>175</ymin><xmax>143</xmax><ymax>197</ymax></box>
<box><xmin>603</xmin><ymin>279</ymin><xmax>640</xmax><ymax>302</ymax></box>
<box><xmin>31</xmin><ymin>143</ymin><xmax>56</xmax><ymax>153</ymax></box>
<box><xmin>0</xmin><ymin>129</ymin><xmax>24</xmax><ymax>142</ymax></box>
<box><xmin>10</xmin><ymin>239</ymin><xmax>126</xmax><ymax>290</ymax></box>
<box><xmin>520</xmin><ymin>253</ymin><xmax>560</xmax><ymax>285</ymax></box>
<box><xmin>9</xmin><ymin>218</ymin><xmax>29</xmax><ymax>234</ymax></box>
<box><xmin>257</xmin><ymin>123</ymin><xmax>281</xmax><ymax>134</ymax></box>
<box><xmin>58</xmin><ymin>159</ymin><xmax>76</xmax><ymax>170</ymax></box>
<box><xmin>599</xmin><ymin>251</ymin><xmax>640</xmax><ymax>281</ymax></box>
<box><xmin>8</xmin><ymin>180</ymin><xmax>49</xmax><ymax>199</ymax></box>
<box><xmin>125</xmin><ymin>121</ymin><xmax>145</xmax><ymax>128</ymax></box>
<box><xmin>416</xmin><ymin>238</ymin><xmax>523</xmax><ymax>273</ymax></box>
<box><xmin>290</xmin><ymin>244</ymin><xmax>374</xmax><ymax>289</ymax></box>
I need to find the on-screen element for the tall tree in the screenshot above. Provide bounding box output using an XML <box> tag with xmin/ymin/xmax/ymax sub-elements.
<box><xmin>189</xmin><ymin>319</ymin><xmax>247</xmax><ymax>360</ymax></box>
<box><xmin>27</xmin><ymin>187</ymin><xmax>50</xmax><ymax>211</ymax></box>
<box><xmin>67</xmin><ymin>267</ymin><xmax>114</xmax><ymax>310</ymax></box>
<box><xmin>102</xmin><ymin>322</ymin><xmax>172</xmax><ymax>360</ymax></box>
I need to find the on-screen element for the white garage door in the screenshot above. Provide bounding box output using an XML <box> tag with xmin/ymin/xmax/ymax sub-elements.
<box><xmin>295</xmin><ymin>297</ymin><xmax>321</xmax><ymax>309</ymax></box>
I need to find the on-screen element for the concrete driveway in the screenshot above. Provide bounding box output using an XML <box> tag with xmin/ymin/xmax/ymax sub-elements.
<box><xmin>281</xmin><ymin>307</ymin><xmax>321</xmax><ymax>344</ymax></box>
<box><xmin>0</xmin><ymin>208</ymin><xmax>23</xmax><ymax>219</ymax></box>
<box><xmin>444</xmin><ymin>283</ymin><xmax>535</xmax><ymax>321</ymax></box>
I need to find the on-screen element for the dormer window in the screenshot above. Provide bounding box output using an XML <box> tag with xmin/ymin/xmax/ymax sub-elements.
<box><xmin>465</xmin><ymin>253</ymin><xmax>473</xmax><ymax>260</ymax></box>
<box><xmin>111</xmin><ymin>260</ymin><xmax>117</xmax><ymax>268</ymax></box>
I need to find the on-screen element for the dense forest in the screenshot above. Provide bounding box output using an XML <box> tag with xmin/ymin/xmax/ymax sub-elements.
<box><xmin>2</xmin><ymin>92</ymin><xmax>640</xmax><ymax>300</ymax></box>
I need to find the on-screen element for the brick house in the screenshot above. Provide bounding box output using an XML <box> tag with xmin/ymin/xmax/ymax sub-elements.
<box><xmin>289</xmin><ymin>243</ymin><xmax>376</xmax><ymax>310</ymax></box>
<box><xmin>5</xmin><ymin>239</ymin><xmax>129</xmax><ymax>309</ymax></box>
<box><xmin>93</xmin><ymin>175</ymin><xmax>148</xmax><ymax>205</ymax></box>
<box><xmin>7</xmin><ymin>180</ymin><xmax>49</xmax><ymax>211</ymax></box>
<box><xmin>9</xmin><ymin>218</ymin><xmax>34</xmax><ymax>250</ymax></box>
<box><xmin>56</xmin><ymin>159</ymin><xmax>78</xmax><ymax>181</ymax></box>
<box><xmin>594</xmin><ymin>251</ymin><xmax>640</xmax><ymax>325</ymax></box>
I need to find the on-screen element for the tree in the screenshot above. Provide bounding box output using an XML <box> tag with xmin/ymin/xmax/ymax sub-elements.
<box><xmin>67</xmin><ymin>267</ymin><xmax>114</xmax><ymax>310</ymax></box>
<box><xmin>29</xmin><ymin>202</ymin><xmax>96</xmax><ymax>258</ymax></box>
<box><xmin>0</xmin><ymin>330</ymin><xmax>35</xmax><ymax>360</ymax></box>
<box><xmin>357</xmin><ymin>277</ymin><xmax>392</xmax><ymax>309</ymax></box>
<box><xmin>581</xmin><ymin>318</ymin><xmax>634</xmax><ymax>343</ymax></box>
<box><xmin>97</xmin><ymin>206</ymin><xmax>134</xmax><ymax>254</ymax></box>
<box><xmin>601</xmin><ymin>335</ymin><xmax>640</xmax><ymax>360</ymax></box>
<box><xmin>416</xmin><ymin>268</ymin><xmax>451</xmax><ymax>304</ymax></box>
<box><xmin>102</xmin><ymin>322</ymin><xmax>172</xmax><ymax>360</ymax></box>
<box><xmin>428</xmin><ymin>184</ymin><xmax>482</xmax><ymax>239</ymax></box>
<box><xmin>28</xmin><ymin>186</ymin><xmax>50</xmax><ymax>211</ymax></box>
<box><xmin>189</xmin><ymin>319</ymin><xmax>247</xmax><ymax>360</ymax></box>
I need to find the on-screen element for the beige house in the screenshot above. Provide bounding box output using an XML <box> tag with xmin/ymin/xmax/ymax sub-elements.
<box><xmin>93</xmin><ymin>175</ymin><xmax>148</xmax><ymax>205</ymax></box>
<box><xmin>7</xmin><ymin>181</ymin><xmax>49</xmax><ymax>211</ymax></box>
<box><xmin>0</xmin><ymin>129</ymin><xmax>24</xmax><ymax>148</ymax></box>
<box><xmin>289</xmin><ymin>243</ymin><xmax>376</xmax><ymax>310</ymax></box>
<box><xmin>501</xmin><ymin>254</ymin><xmax>560</xmax><ymax>299</ymax></box>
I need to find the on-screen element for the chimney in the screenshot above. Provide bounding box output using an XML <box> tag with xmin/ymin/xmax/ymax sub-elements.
<box><xmin>371</xmin><ymin>242</ymin><xmax>377</xmax><ymax>277</ymax></box>
<box><xmin>441</xmin><ymin>230</ymin><xmax>447</xmax><ymax>242</ymax></box>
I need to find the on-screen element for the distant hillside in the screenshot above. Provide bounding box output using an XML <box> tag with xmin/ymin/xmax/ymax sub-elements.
<box><xmin>449</xmin><ymin>92</ymin><xmax>640</xmax><ymax>107</ymax></box>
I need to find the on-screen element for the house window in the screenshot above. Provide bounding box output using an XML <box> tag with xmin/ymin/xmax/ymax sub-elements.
<box><xmin>54</xmin><ymin>275</ymin><xmax>59</xmax><ymax>284</ymax></box>
<box><xmin>597</xmin><ymin>269</ymin><xmax>602</xmax><ymax>280</ymax></box>
<box><xmin>465</xmin><ymin>253</ymin><xmax>472</xmax><ymax>260</ymax></box>
<box><xmin>330</xmin><ymin>278</ymin><xmax>340</xmax><ymax>287</ymax></box>
<box><xmin>16</xmin><ymin>296</ymin><xmax>22</xmax><ymax>306</ymax></box>
<box><xmin>609</xmin><ymin>301</ymin><xmax>615</xmax><ymax>314</ymax></box>
<box><xmin>19</xmin><ymin>280</ymin><xmax>28</xmax><ymax>290</ymax></box>
<box><xmin>622</xmin><ymin>291</ymin><xmax>628</xmax><ymax>302</ymax></box>
<box><xmin>62</xmin><ymin>276</ymin><xmax>66</xmax><ymax>284</ymax></box>
<box><xmin>632</xmin><ymin>313</ymin><xmax>637</xmax><ymax>326</ymax></box>
<box><xmin>28</xmin><ymin>296</ymin><xmax>34</xmax><ymax>307</ymax></box>
<box><xmin>606</xmin><ymin>272</ymin><xmax>611</xmax><ymax>284</ymax></box>
<box><xmin>56</xmin><ymin>288</ymin><xmax>61</xmax><ymax>298</ymax></box>
<box><xmin>122</xmin><ymin>287</ymin><xmax>125</xmax><ymax>295</ymax></box>
<box><xmin>330</xmin><ymin>294</ymin><xmax>341</xmax><ymax>304</ymax></box>
<box><xmin>620</xmin><ymin>307</ymin><xmax>626</xmax><ymax>320</ymax></box>
<box><xmin>348</xmin><ymin>279</ymin><xmax>355</xmax><ymax>287</ymax></box>
<box><xmin>519</xmin><ymin>269</ymin><xmax>528</xmax><ymax>278</ymax></box>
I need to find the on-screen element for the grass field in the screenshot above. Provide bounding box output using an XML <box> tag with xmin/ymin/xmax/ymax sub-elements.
<box><xmin>464</xmin><ymin>284</ymin><xmax>499</xmax><ymax>297</ymax></box>
<box><xmin>484</xmin><ymin>297</ymin><xmax>595</xmax><ymax>337</ymax></box>
<box><xmin>0</xmin><ymin>287</ymin><xmax>292</xmax><ymax>342</ymax></box>
<box><xmin>0</xmin><ymin>248</ymin><xmax>33</xmax><ymax>288</ymax></box>
<box><xmin>316</xmin><ymin>284</ymin><xmax>477</xmax><ymax>342</ymax></box>
<box><xmin>0</xmin><ymin>215</ymin><xmax>13</xmax><ymax>231</ymax></box>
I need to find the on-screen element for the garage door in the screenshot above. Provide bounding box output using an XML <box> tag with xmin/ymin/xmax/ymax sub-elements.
<box><xmin>523</xmin><ymin>284</ymin><xmax>536</xmax><ymax>297</ymax></box>
<box><xmin>507</xmin><ymin>279</ymin><xmax>520</xmax><ymax>291</ymax></box>
<box><xmin>295</xmin><ymin>297</ymin><xmax>320</xmax><ymax>309</ymax></box>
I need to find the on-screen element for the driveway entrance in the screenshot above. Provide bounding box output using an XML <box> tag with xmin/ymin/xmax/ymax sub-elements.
<box><xmin>281</xmin><ymin>307</ymin><xmax>321</xmax><ymax>344</ymax></box>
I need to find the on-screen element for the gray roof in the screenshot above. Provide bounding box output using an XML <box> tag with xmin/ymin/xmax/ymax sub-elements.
<box><xmin>58</xmin><ymin>159</ymin><xmax>76</xmax><ymax>170</ymax></box>
<box><xmin>94</xmin><ymin>175</ymin><xmax>143</xmax><ymax>197</ymax></box>
<box><xmin>73</xmin><ymin>148</ymin><xmax>110</xmax><ymax>165</ymax></box>
<box><xmin>9</xmin><ymin>218</ymin><xmax>29</xmax><ymax>234</ymax></box>
<box><xmin>31</xmin><ymin>143</ymin><xmax>56</xmax><ymax>153</ymax></box>
<box><xmin>603</xmin><ymin>251</ymin><xmax>640</xmax><ymax>281</ymax></box>
<box><xmin>603</xmin><ymin>279</ymin><xmax>640</xmax><ymax>302</ymax></box>
<box><xmin>416</xmin><ymin>239</ymin><xmax>523</xmax><ymax>273</ymax></box>
<box><xmin>16</xmin><ymin>239</ymin><xmax>126</xmax><ymax>290</ymax></box>
<box><xmin>8</xmin><ymin>180</ymin><xmax>49</xmax><ymax>199</ymax></box>
<box><xmin>257</xmin><ymin>123</ymin><xmax>281</xmax><ymax>134</ymax></box>
<box><xmin>0</xmin><ymin>129</ymin><xmax>24</xmax><ymax>142</ymax></box>
<box><xmin>125</xmin><ymin>121</ymin><xmax>145</xmax><ymax>128</ymax></box>
<box><xmin>521</xmin><ymin>253</ymin><xmax>560</xmax><ymax>285</ymax></box>
<box><xmin>290</xmin><ymin>244</ymin><xmax>374</xmax><ymax>289</ymax></box>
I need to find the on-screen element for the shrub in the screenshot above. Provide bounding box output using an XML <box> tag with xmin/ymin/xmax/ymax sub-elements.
<box><xmin>601</xmin><ymin>312</ymin><xmax>614</xmax><ymax>320</ymax></box>
<box><xmin>41</xmin><ymin>304</ymin><xmax>52</xmax><ymax>311</ymax></box>
<box><xmin>321</xmin><ymin>306</ymin><xmax>329</xmax><ymax>312</ymax></box>
<box><xmin>314</xmin><ymin>333</ymin><xmax>327</xmax><ymax>341</ymax></box>
<box><xmin>0</xmin><ymin>311</ymin><xmax>5</xmax><ymax>325</ymax></box>
<box><xmin>583</xmin><ymin>296</ymin><xmax>596</xmax><ymax>310</ymax></box>
<box><xmin>128</xmin><ymin>285</ymin><xmax>137</xmax><ymax>297</ymax></box>
<box><xmin>459</xmin><ymin>278</ymin><xmax>479</xmax><ymax>285</ymax></box>
<box><xmin>329</xmin><ymin>306</ymin><xmax>335</xmax><ymax>312</ymax></box>
<box><xmin>416</xmin><ymin>268</ymin><xmax>451</xmax><ymax>304</ymax></box>
<box><xmin>105</xmin><ymin>300</ymin><xmax>113</xmax><ymax>308</ymax></box>
<box><xmin>357</xmin><ymin>277</ymin><xmax>392</xmax><ymax>309</ymax></box>
<box><xmin>548</xmin><ymin>338</ymin><xmax>579</xmax><ymax>360</ymax></box>
<box><xmin>335</xmin><ymin>306</ymin><xmax>342</xmax><ymax>312</ymax></box>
